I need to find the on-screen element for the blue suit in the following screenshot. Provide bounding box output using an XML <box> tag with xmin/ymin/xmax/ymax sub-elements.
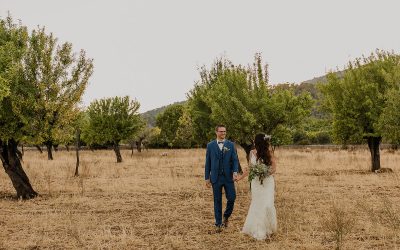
<box><xmin>205</xmin><ymin>139</ymin><xmax>239</xmax><ymax>226</ymax></box>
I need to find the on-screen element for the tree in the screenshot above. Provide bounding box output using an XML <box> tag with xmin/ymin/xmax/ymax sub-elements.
<box><xmin>72</xmin><ymin>111</ymin><xmax>87</xmax><ymax>176</ymax></box>
<box><xmin>270</xmin><ymin>125</ymin><xmax>293</xmax><ymax>150</ymax></box>
<box><xmin>320</xmin><ymin>50</ymin><xmax>400</xmax><ymax>171</ymax></box>
<box><xmin>186</xmin><ymin>73</ymin><xmax>215</xmax><ymax>147</ymax></box>
<box><xmin>156</xmin><ymin>104</ymin><xmax>184</xmax><ymax>147</ymax></box>
<box><xmin>140</xmin><ymin>127</ymin><xmax>159</xmax><ymax>151</ymax></box>
<box><xmin>292</xmin><ymin>117</ymin><xmax>333</xmax><ymax>145</ymax></box>
<box><xmin>0</xmin><ymin>15</ymin><xmax>93</xmax><ymax>198</ymax></box>
<box><xmin>378</xmin><ymin>88</ymin><xmax>400</xmax><ymax>147</ymax></box>
<box><xmin>147</xmin><ymin>127</ymin><xmax>162</xmax><ymax>147</ymax></box>
<box><xmin>174</xmin><ymin>105</ymin><xmax>196</xmax><ymax>148</ymax></box>
<box><xmin>0</xmin><ymin>16</ymin><xmax>38</xmax><ymax>199</ymax></box>
<box><xmin>188</xmin><ymin>53</ymin><xmax>313</xmax><ymax>159</ymax></box>
<box><xmin>84</xmin><ymin>96</ymin><xmax>143</xmax><ymax>163</ymax></box>
<box><xmin>23</xmin><ymin>27</ymin><xmax>93</xmax><ymax>160</ymax></box>
<box><xmin>125</xmin><ymin>121</ymin><xmax>160</xmax><ymax>155</ymax></box>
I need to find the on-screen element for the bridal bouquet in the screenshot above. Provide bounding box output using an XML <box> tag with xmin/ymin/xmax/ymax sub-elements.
<box><xmin>248</xmin><ymin>162</ymin><xmax>270</xmax><ymax>185</ymax></box>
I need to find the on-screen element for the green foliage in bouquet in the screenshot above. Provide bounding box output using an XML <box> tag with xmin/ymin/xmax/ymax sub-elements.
<box><xmin>248</xmin><ymin>162</ymin><xmax>270</xmax><ymax>185</ymax></box>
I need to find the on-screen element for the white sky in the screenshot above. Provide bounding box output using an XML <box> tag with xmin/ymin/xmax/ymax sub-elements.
<box><xmin>2</xmin><ymin>0</ymin><xmax>400</xmax><ymax>112</ymax></box>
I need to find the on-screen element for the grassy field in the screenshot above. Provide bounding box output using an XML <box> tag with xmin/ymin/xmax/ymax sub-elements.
<box><xmin>0</xmin><ymin>148</ymin><xmax>399</xmax><ymax>249</ymax></box>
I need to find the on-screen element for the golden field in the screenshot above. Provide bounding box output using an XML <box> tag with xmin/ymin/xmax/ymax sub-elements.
<box><xmin>0</xmin><ymin>147</ymin><xmax>399</xmax><ymax>249</ymax></box>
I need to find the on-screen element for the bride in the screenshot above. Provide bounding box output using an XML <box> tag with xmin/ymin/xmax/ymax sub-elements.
<box><xmin>238</xmin><ymin>133</ymin><xmax>277</xmax><ymax>240</ymax></box>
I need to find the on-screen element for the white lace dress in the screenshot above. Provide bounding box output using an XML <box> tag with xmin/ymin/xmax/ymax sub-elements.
<box><xmin>241</xmin><ymin>152</ymin><xmax>277</xmax><ymax>240</ymax></box>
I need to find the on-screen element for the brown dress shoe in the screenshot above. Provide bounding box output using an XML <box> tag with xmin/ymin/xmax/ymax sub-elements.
<box><xmin>223</xmin><ymin>217</ymin><xmax>229</xmax><ymax>228</ymax></box>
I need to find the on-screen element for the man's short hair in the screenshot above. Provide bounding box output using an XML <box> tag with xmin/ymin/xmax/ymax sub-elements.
<box><xmin>215</xmin><ymin>124</ymin><xmax>226</xmax><ymax>132</ymax></box>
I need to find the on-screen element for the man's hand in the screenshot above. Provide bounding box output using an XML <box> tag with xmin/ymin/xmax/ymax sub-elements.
<box><xmin>205</xmin><ymin>179</ymin><xmax>211</xmax><ymax>188</ymax></box>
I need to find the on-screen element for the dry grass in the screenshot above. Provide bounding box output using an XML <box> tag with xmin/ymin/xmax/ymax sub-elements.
<box><xmin>0</xmin><ymin>147</ymin><xmax>399</xmax><ymax>249</ymax></box>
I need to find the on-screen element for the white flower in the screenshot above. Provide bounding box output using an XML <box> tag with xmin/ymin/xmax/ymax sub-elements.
<box><xmin>223</xmin><ymin>146</ymin><xmax>230</xmax><ymax>152</ymax></box>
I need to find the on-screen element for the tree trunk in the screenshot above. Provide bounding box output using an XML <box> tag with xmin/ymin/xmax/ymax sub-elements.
<box><xmin>35</xmin><ymin>145</ymin><xmax>43</xmax><ymax>154</ymax></box>
<box><xmin>136</xmin><ymin>139</ymin><xmax>143</xmax><ymax>153</ymax></box>
<box><xmin>236</xmin><ymin>142</ymin><xmax>253</xmax><ymax>174</ymax></box>
<box><xmin>65</xmin><ymin>145</ymin><xmax>70</xmax><ymax>152</ymax></box>
<box><xmin>239</xmin><ymin>143</ymin><xmax>254</xmax><ymax>163</ymax></box>
<box><xmin>0</xmin><ymin>139</ymin><xmax>38</xmax><ymax>199</ymax></box>
<box><xmin>367</xmin><ymin>136</ymin><xmax>381</xmax><ymax>172</ymax></box>
<box><xmin>113</xmin><ymin>143</ymin><xmax>122</xmax><ymax>163</ymax></box>
<box><xmin>46</xmin><ymin>142</ymin><xmax>54</xmax><ymax>160</ymax></box>
<box><xmin>53</xmin><ymin>144</ymin><xmax>59</xmax><ymax>152</ymax></box>
<box><xmin>16</xmin><ymin>147</ymin><xmax>23</xmax><ymax>162</ymax></box>
<box><xmin>74</xmin><ymin>129</ymin><xmax>80</xmax><ymax>177</ymax></box>
<box><xmin>131</xmin><ymin>144</ymin><xmax>134</xmax><ymax>157</ymax></box>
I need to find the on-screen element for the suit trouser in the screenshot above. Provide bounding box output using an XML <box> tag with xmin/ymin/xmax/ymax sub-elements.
<box><xmin>212</xmin><ymin>174</ymin><xmax>236</xmax><ymax>226</ymax></box>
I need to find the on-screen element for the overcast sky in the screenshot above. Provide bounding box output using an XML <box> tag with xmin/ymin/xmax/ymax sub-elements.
<box><xmin>2</xmin><ymin>0</ymin><xmax>400</xmax><ymax>112</ymax></box>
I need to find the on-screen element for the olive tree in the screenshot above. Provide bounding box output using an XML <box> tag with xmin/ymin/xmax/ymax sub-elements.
<box><xmin>320</xmin><ymin>50</ymin><xmax>400</xmax><ymax>171</ymax></box>
<box><xmin>83</xmin><ymin>96</ymin><xmax>143</xmax><ymax>162</ymax></box>
<box><xmin>0</xmin><ymin>16</ymin><xmax>92</xmax><ymax>198</ymax></box>
<box><xmin>188</xmin><ymin>53</ymin><xmax>313</xmax><ymax>159</ymax></box>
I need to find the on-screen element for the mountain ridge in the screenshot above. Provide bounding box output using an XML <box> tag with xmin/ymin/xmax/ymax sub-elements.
<box><xmin>141</xmin><ymin>100</ymin><xmax>186</xmax><ymax>126</ymax></box>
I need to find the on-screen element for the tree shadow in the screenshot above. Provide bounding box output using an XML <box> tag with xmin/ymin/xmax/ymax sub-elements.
<box><xmin>0</xmin><ymin>191</ymin><xmax>18</xmax><ymax>200</ymax></box>
<box><xmin>304</xmin><ymin>169</ymin><xmax>371</xmax><ymax>176</ymax></box>
<box><xmin>0</xmin><ymin>191</ymin><xmax>49</xmax><ymax>201</ymax></box>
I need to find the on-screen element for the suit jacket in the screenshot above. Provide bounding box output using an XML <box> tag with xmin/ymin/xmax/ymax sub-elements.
<box><xmin>204</xmin><ymin>139</ymin><xmax>239</xmax><ymax>184</ymax></box>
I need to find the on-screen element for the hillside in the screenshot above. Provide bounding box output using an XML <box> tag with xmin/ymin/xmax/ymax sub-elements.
<box><xmin>301</xmin><ymin>70</ymin><xmax>345</xmax><ymax>85</ymax></box>
<box><xmin>141</xmin><ymin>100</ymin><xmax>186</xmax><ymax>126</ymax></box>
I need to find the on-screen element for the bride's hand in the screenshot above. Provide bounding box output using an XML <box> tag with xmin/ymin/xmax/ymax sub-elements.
<box><xmin>236</xmin><ymin>169</ymin><xmax>248</xmax><ymax>181</ymax></box>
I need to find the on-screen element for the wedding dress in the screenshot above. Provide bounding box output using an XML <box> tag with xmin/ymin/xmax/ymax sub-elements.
<box><xmin>241</xmin><ymin>151</ymin><xmax>277</xmax><ymax>240</ymax></box>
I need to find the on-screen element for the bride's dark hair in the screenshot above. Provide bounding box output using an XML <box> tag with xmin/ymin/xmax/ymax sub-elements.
<box><xmin>254</xmin><ymin>133</ymin><xmax>272</xmax><ymax>166</ymax></box>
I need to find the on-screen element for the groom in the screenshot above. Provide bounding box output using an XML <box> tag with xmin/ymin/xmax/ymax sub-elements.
<box><xmin>205</xmin><ymin>124</ymin><xmax>239</xmax><ymax>232</ymax></box>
